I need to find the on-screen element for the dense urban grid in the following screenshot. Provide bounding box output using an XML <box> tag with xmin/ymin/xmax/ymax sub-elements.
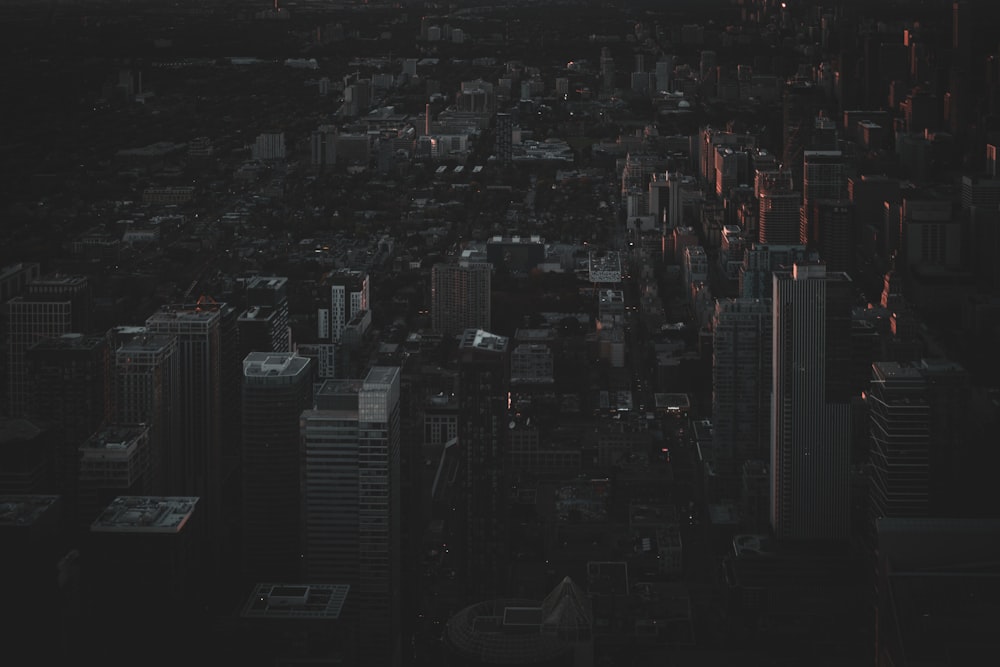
<box><xmin>1</xmin><ymin>0</ymin><xmax>999</xmax><ymax>665</ymax></box>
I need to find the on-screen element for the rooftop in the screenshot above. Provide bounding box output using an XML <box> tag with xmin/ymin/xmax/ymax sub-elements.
<box><xmin>460</xmin><ymin>328</ymin><xmax>509</xmax><ymax>352</ymax></box>
<box><xmin>0</xmin><ymin>495</ymin><xmax>60</xmax><ymax>528</ymax></box>
<box><xmin>241</xmin><ymin>583</ymin><xmax>349</xmax><ymax>620</ymax></box>
<box><xmin>243</xmin><ymin>352</ymin><xmax>311</xmax><ymax>378</ymax></box>
<box><xmin>91</xmin><ymin>496</ymin><xmax>198</xmax><ymax>534</ymax></box>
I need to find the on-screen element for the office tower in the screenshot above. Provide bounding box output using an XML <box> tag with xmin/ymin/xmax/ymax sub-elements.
<box><xmin>738</xmin><ymin>243</ymin><xmax>810</xmax><ymax>300</ymax></box>
<box><xmin>25</xmin><ymin>333</ymin><xmax>110</xmax><ymax>530</ymax></box>
<box><xmin>655</xmin><ymin>55</ymin><xmax>674</xmax><ymax>93</ymax></box>
<box><xmin>0</xmin><ymin>262</ymin><xmax>40</xmax><ymax>305</ymax></box>
<box><xmin>457</xmin><ymin>329</ymin><xmax>510</xmax><ymax>601</ymax></box>
<box><xmin>0</xmin><ymin>418</ymin><xmax>55</xmax><ymax>493</ymax></box>
<box><xmin>807</xmin><ymin>199</ymin><xmax>855</xmax><ymax>273</ymax></box>
<box><xmin>771</xmin><ymin>263</ymin><xmax>853</xmax><ymax>541</ymax></box>
<box><xmin>238</xmin><ymin>276</ymin><xmax>290</xmax><ymax>358</ymax></box>
<box><xmin>712</xmin><ymin>298</ymin><xmax>773</xmax><ymax>464</ymax></box>
<box><xmin>5</xmin><ymin>274</ymin><xmax>92</xmax><ymax>418</ymax></box>
<box><xmin>800</xmin><ymin>150</ymin><xmax>846</xmax><ymax>247</ymax></box>
<box><xmin>240</xmin><ymin>352</ymin><xmax>313</xmax><ymax>581</ymax></box>
<box><xmin>868</xmin><ymin>362</ymin><xmax>930</xmax><ymax>523</ymax></box>
<box><xmin>0</xmin><ymin>494</ymin><xmax>72</xmax><ymax>664</ymax></box>
<box><xmin>77</xmin><ymin>425</ymin><xmax>153</xmax><ymax>532</ymax></box>
<box><xmin>715</xmin><ymin>146</ymin><xmax>749</xmax><ymax>198</ymax></box>
<box><xmin>783</xmin><ymin>81</ymin><xmax>820</xmax><ymax>190</ymax></box>
<box><xmin>757</xmin><ymin>169</ymin><xmax>801</xmax><ymax>245</ymax></box>
<box><xmin>84</xmin><ymin>496</ymin><xmax>204</xmax><ymax>664</ymax></box>
<box><xmin>960</xmin><ymin>175</ymin><xmax>1000</xmax><ymax>211</ymax></box>
<box><xmin>848</xmin><ymin>175</ymin><xmax>901</xmax><ymax>262</ymax></box>
<box><xmin>113</xmin><ymin>333</ymin><xmax>179</xmax><ymax>495</ymax></box>
<box><xmin>897</xmin><ymin>198</ymin><xmax>959</xmax><ymax>280</ymax></box>
<box><xmin>431</xmin><ymin>259</ymin><xmax>492</xmax><ymax>336</ymax></box>
<box><xmin>301</xmin><ymin>366</ymin><xmax>401</xmax><ymax>667</ymax></box>
<box><xmin>252</xmin><ymin>131</ymin><xmax>286</xmax><ymax>161</ymax></box>
<box><xmin>322</xmin><ymin>271</ymin><xmax>368</xmax><ymax>345</ymax></box>
<box><xmin>311</xmin><ymin>124</ymin><xmax>338</xmax><ymax>168</ymax></box>
<box><xmin>235</xmin><ymin>583</ymin><xmax>356</xmax><ymax>666</ymax></box>
<box><xmin>600</xmin><ymin>46</ymin><xmax>615</xmax><ymax>94</ymax></box>
<box><xmin>495</xmin><ymin>112</ymin><xmax>513</xmax><ymax>165</ymax></box>
<box><xmin>144</xmin><ymin>301</ymin><xmax>224</xmax><ymax>568</ymax></box>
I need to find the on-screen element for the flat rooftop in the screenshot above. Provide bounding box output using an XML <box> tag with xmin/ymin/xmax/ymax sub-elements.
<box><xmin>460</xmin><ymin>328</ymin><xmax>509</xmax><ymax>352</ymax></box>
<box><xmin>242</xmin><ymin>583</ymin><xmax>349</xmax><ymax>620</ymax></box>
<box><xmin>91</xmin><ymin>496</ymin><xmax>198</xmax><ymax>534</ymax></box>
<box><xmin>243</xmin><ymin>352</ymin><xmax>311</xmax><ymax>378</ymax></box>
<box><xmin>0</xmin><ymin>495</ymin><xmax>60</xmax><ymax>527</ymax></box>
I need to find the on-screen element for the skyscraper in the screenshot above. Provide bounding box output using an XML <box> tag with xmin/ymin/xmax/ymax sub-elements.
<box><xmin>495</xmin><ymin>112</ymin><xmax>513</xmax><ymax>165</ymax></box>
<box><xmin>25</xmin><ymin>333</ymin><xmax>110</xmax><ymax>530</ymax></box>
<box><xmin>113</xmin><ymin>333</ymin><xmax>180</xmax><ymax>495</ymax></box>
<box><xmin>240</xmin><ymin>352</ymin><xmax>313</xmax><ymax>581</ymax></box>
<box><xmin>800</xmin><ymin>150</ymin><xmax>846</xmax><ymax>248</ymax></box>
<box><xmin>321</xmin><ymin>271</ymin><xmax>369</xmax><ymax>344</ymax></box>
<box><xmin>144</xmin><ymin>301</ymin><xmax>224</xmax><ymax>569</ymax></box>
<box><xmin>757</xmin><ymin>169</ymin><xmax>801</xmax><ymax>245</ymax></box>
<box><xmin>868</xmin><ymin>362</ymin><xmax>931</xmax><ymax>522</ymax></box>
<box><xmin>238</xmin><ymin>275</ymin><xmax>290</xmax><ymax>359</ymax></box>
<box><xmin>712</xmin><ymin>298</ymin><xmax>773</xmax><ymax>465</ymax></box>
<box><xmin>457</xmin><ymin>328</ymin><xmax>510</xmax><ymax>601</ymax></box>
<box><xmin>300</xmin><ymin>366</ymin><xmax>401</xmax><ymax>667</ymax></box>
<box><xmin>431</xmin><ymin>259</ymin><xmax>492</xmax><ymax>336</ymax></box>
<box><xmin>782</xmin><ymin>81</ymin><xmax>820</xmax><ymax>190</ymax></box>
<box><xmin>771</xmin><ymin>262</ymin><xmax>853</xmax><ymax>541</ymax></box>
<box><xmin>5</xmin><ymin>274</ymin><xmax>92</xmax><ymax>417</ymax></box>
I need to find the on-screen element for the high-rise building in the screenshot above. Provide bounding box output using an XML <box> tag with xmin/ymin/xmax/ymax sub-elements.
<box><xmin>848</xmin><ymin>175</ymin><xmax>901</xmax><ymax>262</ymax></box>
<box><xmin>84</xmin><ymin>496</ymin><xmax>204</xmax><ymax>664</ymax></box>
<box><xmin>431</xmin><ymin>259</ymin><xmax>492</xmax><ymax>336</ymax></box>
<box><xmin>712</xmin><ymin>298</ymin><xmax>773</xmax><ymax>465</ymax></box>
<box><xmin>240</xmin><ymin>352</ymin><xmax>313</xmax><ymax>581</ymax></box>
<box><xmin>807</xmin><ymin>199</ymin><xmax>855</xmax><ymax>273</ymax></box>
<box><xmin>868</xmin><ymin>362</ymin><xmax>931</xmax><ymax>522</ymax></box>
<box><xmin>5</xmin><ymin>274</ymin><xmax>92</xmax><ymax>418</ymax></box>
<box><xmin>457</xmin><ymin>328</ymin><xmax>510</xmax><ymax>601</ymax></box>
<box><xmin>321</xmin><ymin>271</ymin><xmax>369</xmax><ymax>344</ymax></box>
<box><xmin>495</xmin><ymin>112</ymin><xmax>513</xmax><ymax>165</ymax></box>
<box><xmin>311</xmin><ymin>124</ymin><xmax>338</xmax><ymax>168</ymax></box>
<box><xmin>756</xmin><ymin>169</ymin><xmax>801</xmax><ymax>245</ymax></box>
<box><xmin>738</xmin><ymin>243</ymin><xmax>811</xmax><ymax>300</ymax></box>
<box><xmin>144</xmin><ymin>301</ymin><xmax>224</xmax><ymax>567</ymax></box>
<box><xmin>113</xmin><ymin>333</ymin><xmax>179</xmax><ymax>495</ymax></box>
<box><xmin>25</xmin><ymin>333</ymin><xmax>110</xmax><ymax>530</ymax></box>
<box><xmin>800</xmin><ymin>150</ymin><xmax>846</xmax><ymax>248</ymax></box>
<box><xmin>77</xmin><ymin>425</ymin><xmax>153</xmax><ymax>532</ymax></box>
<box><xmin>300</xmin><ymin>366</ymin><xmax>401</xmax><ymax>667</ymax></box>
<box><xmin>238</xmin><ymin>276</ymin><xmax>290</xmax><ymax>358</ymax></box>
<box><xmin>771</xmin><ymin>262</ymin><xmax>853</xmax><ymax>541</ymax></box>
<box><xmin>782</xmin><ymin>81</ymin><xmax>820</xmax><ymax>190</ymax></box>
<box><xmin>0</xmin><ymin>262</ymin><xmax>40</xmax><ymax>305</ymax></box>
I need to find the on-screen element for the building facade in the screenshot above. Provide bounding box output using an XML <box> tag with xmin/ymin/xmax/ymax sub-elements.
<box><xmin>770</xmin><ymin>263</ymin><xmax>853</xmax><ymax>541</ymax></box>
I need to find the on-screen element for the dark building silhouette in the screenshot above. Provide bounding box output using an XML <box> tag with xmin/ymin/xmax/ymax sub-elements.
<box><xmin>237</xmin><ymin>275</ymin><xmax>290</xmax><ymax>359</ymax></box>
<box><xmin>771</xmin><ymin>263</ymin><xmax>853</xmax><ymax>541</ymax></box>
<box><xmin>443</xmin><ymin>576</ymin><xmax>593</xmax><ymax>667</ymax></box>
<box><xmin>240</xmin><ymin>351</ymin><xmax>313</xmax><ymax>581</ymax></box>
<box><xmin>25</xmin><ymin>333</ymin><xmax>110</xmax><ymax>531</ymax></box>
<box><xmin>458</xmin><ymin>328</ymin><xmax>511</xmax><ymax>601</ymax></box>
<box><xmin>299</xmin><ymin>367</ymin><xmax>402</xmax><ymax>667</ymax></box>
<box><xmin>5</xmin><ymin>274</ymin><xmax>93</xmax><ymax>418</ymax></box>
<box><xmin>112</xmin><ymin>333</ymin><xmax>179</xmax><ymax>496</ymax></box>
<box><xmin>0</xmin><ymin>494</ymin><xmax>76</xmax><ymax>665</ymax></box>
<box><xmin>83</xmin><ymin>496</ymin><xmax>205</xmax><ymax>666</ymax></box>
